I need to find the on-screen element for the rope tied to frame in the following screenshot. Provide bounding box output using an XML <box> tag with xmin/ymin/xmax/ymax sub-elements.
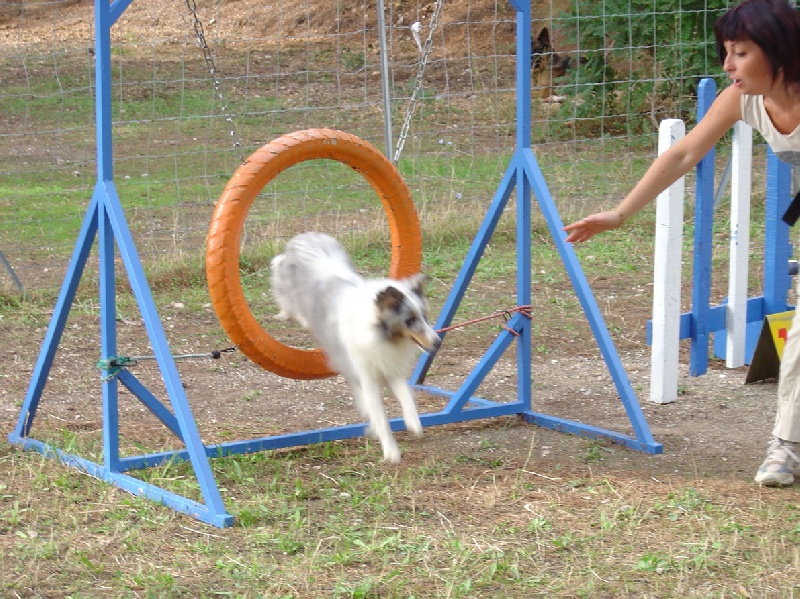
<box><xmin>97</xmin><ymin>347</ymin><xmax>237</xmax><ymax>380</ymax></box>
<box><xmin>96</xmin><ymin>304</ymin><xmax>530</xmax><ymax>381</ymax></box>
<box><xmin>436</xmin><ymin>305</ymin><xmax>532</xmax><ymax>337</ymax></box>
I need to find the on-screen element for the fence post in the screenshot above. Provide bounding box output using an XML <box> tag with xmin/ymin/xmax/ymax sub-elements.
<box><xmin>650</xmin><ymin>119</ymin><xmax>686</xmax><ymax>404</ymax></box>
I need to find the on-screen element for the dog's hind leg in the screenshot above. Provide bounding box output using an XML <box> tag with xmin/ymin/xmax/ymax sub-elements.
<box><xmin>387</xmin><ymin>378</ymin><xmax>422</xmax><ymax>437</ymax></box>
<box><xmin>345</xmin><ymin>379</ymin><xmax>373</xmax><ymax>436</ymax></box>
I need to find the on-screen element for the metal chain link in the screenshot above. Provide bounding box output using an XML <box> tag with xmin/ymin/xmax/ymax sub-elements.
<box><xmin>185</xmin><ymin>0</ymin><xmax>245</xmax><ymax>162</ymax></box>
<box><xmin>393</xmin><ymin>0</ymin><xmax>445</xmax><ymax>164</ymax></box>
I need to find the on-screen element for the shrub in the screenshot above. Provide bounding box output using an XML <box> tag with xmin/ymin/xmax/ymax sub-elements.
<box><xmin>555</xmin><ymin>0</ymin><xmax>731</xmax><ymax>137</ymax></box>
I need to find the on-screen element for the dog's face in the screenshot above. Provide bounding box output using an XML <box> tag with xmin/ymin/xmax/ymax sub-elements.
<box><xmin>375</xmin><ymin>275</ymin><xmax>440</xmax><ymax>352</ymax></box>
<box><xmin>531</xmin><ymin>27</ymin><xmax>574</xmax><ymax>98</ymax></box>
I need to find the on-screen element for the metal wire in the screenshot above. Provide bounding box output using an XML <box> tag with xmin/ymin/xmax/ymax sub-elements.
<box><xmin>97</xmin><ymin>347</ymin><xmax>237</xmax><ymax>380</ymax></box>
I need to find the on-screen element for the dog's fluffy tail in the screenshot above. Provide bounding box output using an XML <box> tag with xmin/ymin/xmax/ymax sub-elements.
<box><xmin>270</xmin><ymin>253</ymin><xmax>292</xmax><ymax>321</ymax></box>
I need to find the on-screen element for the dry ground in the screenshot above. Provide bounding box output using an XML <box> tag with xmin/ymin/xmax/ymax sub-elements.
<box><xmin>0</xmin><ymin>280</ymin><xmax>785</xmax><ymax>489</ymax></box>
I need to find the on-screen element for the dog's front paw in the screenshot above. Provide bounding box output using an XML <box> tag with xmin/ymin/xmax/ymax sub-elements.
<box><xmin>405</xmin><ymin>415</ymin><xmax>423</xmax><ymax>437</ymax></box>
<box><xmin>382</xmin><ymin>444</ymin><xmax>401</xmax><ymax>463</ymax></box>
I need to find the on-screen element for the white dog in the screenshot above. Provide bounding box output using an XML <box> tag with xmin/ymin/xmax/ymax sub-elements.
<box><xmin>270</xmin><ymin>232</ymin><xmax>440</xmax><ymax>462</ymax></box>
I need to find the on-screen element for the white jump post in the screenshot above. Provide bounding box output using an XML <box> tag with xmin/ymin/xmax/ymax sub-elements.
<box><xmin>726</xmin><ymin>121</ymin><xmax>753</xmax><ymax>368</ymax></box>
<box><xmin>650</xmin><ymin>119</ymin><xmax>685</xmax><ymax>405</ymax></box>
<box><xmin>650</xmin><ymin>120</ymin><xmax>753</xmax><ymax>404</ymax></box>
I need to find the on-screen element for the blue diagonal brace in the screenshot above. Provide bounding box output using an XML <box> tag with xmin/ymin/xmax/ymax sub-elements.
<box><xmin>413</xmin><ymin>160</ymin><xmax>517</xmax><ymax>383</ymax></box>
<box><xmin>99</xmin><ymin>180</ymin><xmax>230</xmax><ymax>522</ymax></box>
<box><xmin>118</xmin><ymin>370</ymin><xmax>184</xmax><ymax>439</ymax></box>
<box><xmin>522</xmin><ymin>148</ymin><xmax>660</xmax><ymax>450</ymax></box>
<box><xmin>10</xmin><ymin>193</ymin><xmax>99</xmax><ymax>439</ymax></box>
<box><xmin>442</xmin><ymin>313</ymin><xmax>527</xmax><ymax>414</ymax></box>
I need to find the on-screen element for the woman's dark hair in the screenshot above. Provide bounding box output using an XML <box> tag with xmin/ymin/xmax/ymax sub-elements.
<box><xmin>715</xmin><ymin>0</ymin><xmax>800</xmax><ymax>88</ymax></box>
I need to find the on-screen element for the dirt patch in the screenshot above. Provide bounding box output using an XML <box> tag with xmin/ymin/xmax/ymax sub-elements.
<box><xmin>1</xmin><ymin>281</ymin><xmax>781</xmax><ymax>489</ymax></box>
<box><xmin>1</xmin><ymin>0</ymin><xmax>567</xmax><ymax>52</ymax></box>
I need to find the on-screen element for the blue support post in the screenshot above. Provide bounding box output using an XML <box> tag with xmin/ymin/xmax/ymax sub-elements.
<box><xmin>763</xmin><ymin>150</ymin><xmax>793</xmax><ymax>315</ymax></box>
<box><xmin>99</xmin><ymin>195</ymin><xmax>121</xmax><ymax>472</ymax></box>
<box><xmin>514</xmin><ymin>3</ymin><xmax>533</xmax><ymax>410</ymax></box>
<box><xmin>690</xmin><ymin>79</ymin><xmax>717</xmax><ymax>376</ymax></box>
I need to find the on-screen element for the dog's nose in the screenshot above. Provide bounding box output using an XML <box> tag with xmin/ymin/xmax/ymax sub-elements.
<box><xmin>431</xmin><ymin>334</ymin><xmax>442</xmax><ymax>350</ymax></box>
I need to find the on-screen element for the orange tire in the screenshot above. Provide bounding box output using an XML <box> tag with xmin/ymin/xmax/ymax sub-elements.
<box><xmin>206</xmin><ymin>128</ymin><xmax>423</xmax><ymax>379</ymax></box>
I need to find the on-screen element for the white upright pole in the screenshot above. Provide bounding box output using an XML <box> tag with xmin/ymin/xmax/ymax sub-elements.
<box><xmin>726</xmin><ymin>122</ymin><xmax>753</xmax><ymax>367</ymax></box>
<box><xmin>650</xmin><ymin>119</ymin><xmax>686</xmax><ymax>404</ymax></box>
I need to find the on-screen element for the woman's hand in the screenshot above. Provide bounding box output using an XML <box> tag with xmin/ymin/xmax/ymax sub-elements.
<box><xmin>563</xmin><ymin>210</ymin><xmax>625</xmax><ymax>243</ymax></box>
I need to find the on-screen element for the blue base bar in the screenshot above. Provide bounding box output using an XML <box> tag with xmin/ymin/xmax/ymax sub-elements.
<box><xmin>711</xmin><ymin>319</ymin><xmax>764</xmax><ymax>365</ymax></box>
<box><xmin>419</xmin><ymin>385</ymin><xmax>662</xmax><ymax>454</ymax></box>
<box><xmin>9</xmin><ymin>386</ymin><xmax>660</xmax><ymax>517</ymax></box>
<box><xmin>522</xmin><ymin>412</ymin><xmax>663</xmax><ymax>454</ymax></box>
<box><xmin>8</xmin><ymin>433</ymin><xmax>234</xmax><ymax>528</ymax></box>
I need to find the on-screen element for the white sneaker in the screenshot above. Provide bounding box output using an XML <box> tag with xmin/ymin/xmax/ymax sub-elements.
<box><xmin>754</xmin><ymin>437</ymin><xmax>800</xmax><ymax>487</ymax></box>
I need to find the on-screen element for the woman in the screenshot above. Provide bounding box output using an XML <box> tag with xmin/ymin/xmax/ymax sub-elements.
<box><xmin>564</xmin><ymin>0</ymin><xmax>800</xmax><ymax>486</ymax></box>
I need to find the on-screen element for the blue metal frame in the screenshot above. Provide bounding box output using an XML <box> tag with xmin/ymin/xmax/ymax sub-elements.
<box><xmin>9</xmin><ymin>0</ymin><xmax>661</xmax><ymax>529</ymax></box>
<box><xmin>413</xmin><ymin>0</ymin><xmax>661</xmax><ymax>456</ymax></box>
<box><xmin>8</xmin><ymin>0</ymin><xmax>233</xmax><ymax>528</ymax></box>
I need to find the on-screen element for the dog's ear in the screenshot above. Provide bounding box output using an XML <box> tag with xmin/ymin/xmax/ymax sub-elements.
<box><xmin>538</xmin><ymin>27</ymin><xmax>551</xmax><ymax>49</ymax></box>
<box><xmin>533</xmin><ymin>27</ymin><xmax>551</xmax><ymax>53</ymax></box>
<box><xmin>375</xmin><ymin>286</ymin><xmax>405</xmax><ymax>312</ymax></box>
<box><xmin>402</xmin><ymin>273</ymin><xmax>428</xmax><ymax>299</ymax></box>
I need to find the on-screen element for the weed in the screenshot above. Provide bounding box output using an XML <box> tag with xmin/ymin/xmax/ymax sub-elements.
<box><xmin>581</xmin><ymin>440</ymin><xmax>607</xmax><ymax>463</ymax></box>
<box><xmin>527</xmin><ymin>516</ymin><xmax>551</xmax><ymax>534</ymax></box>
<box><xmin>635</xmin><ymin>552</ymin><xmax>671</xmax><ymax>573</ymax></box>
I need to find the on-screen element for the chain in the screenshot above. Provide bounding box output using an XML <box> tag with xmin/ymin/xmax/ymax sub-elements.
<box><xmin>185</xmin><ymin>0</ymin><xmax>245</xmax><ymax>163</ymax></box>
<box><xmin>393</xmin><ymin>0</ymin><xmax>445</xmax><ymax>164</ymax></box>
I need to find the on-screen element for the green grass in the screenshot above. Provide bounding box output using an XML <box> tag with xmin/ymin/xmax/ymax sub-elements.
<box><xmin>2</xmin><ymin>441</ymin><xmax>799</xmax><ymax>597</ymax></box>
<box><xmin>0</xmin><ymin>48</ymin><xmax>662</xmax><ymax>277</ymax></box>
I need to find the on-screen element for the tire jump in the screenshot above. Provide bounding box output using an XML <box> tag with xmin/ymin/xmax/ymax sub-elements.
<box><xmin>206</xmin><ymin>128</ymin><xmax>423</xmax><ymax>379</ymax></box>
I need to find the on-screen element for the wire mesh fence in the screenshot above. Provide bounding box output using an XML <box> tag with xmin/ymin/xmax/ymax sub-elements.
<box><xmin>0</xmin><ymin>0</ymin><xmax>732</xmax><ymax>294</ymax></box>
